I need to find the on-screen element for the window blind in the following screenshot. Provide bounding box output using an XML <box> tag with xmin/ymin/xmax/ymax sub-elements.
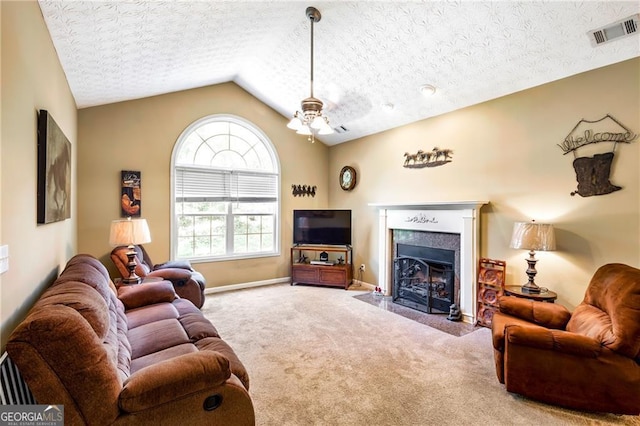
<box><xmin>175</xmin><ymin>166</ymin><xmax>277</xmax><ymax>203</ymax></box>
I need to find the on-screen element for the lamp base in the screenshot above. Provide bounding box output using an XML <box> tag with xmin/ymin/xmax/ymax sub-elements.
<box><xmin>122</xmin><ymin>275</ymin><xmax>142</xmax><ymax>285</ymax></box>
<box><xmin>521</xmin><ymin>250</ymin><xmax>541</xmax><ymax>293</ymax></box>
<box><xmin>123</xmin><ymin>246</ymin><xmax>142</xmax><ymax>285</ymax></box>
<box><xmin>520</xmin><ymin>284</ymin><xmax>542</xmax><ymax>294</ymax></box>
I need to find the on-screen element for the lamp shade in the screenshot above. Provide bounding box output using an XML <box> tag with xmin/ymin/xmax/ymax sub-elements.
<box><xmin>510</xmin><ymin>221</ymin><xmax>556</xmax><ymax>251</ymax></box>
<box><xmin>109</xmin><ymin>218</ymin><xmax>151</xmax><ymax>246</ymax></box>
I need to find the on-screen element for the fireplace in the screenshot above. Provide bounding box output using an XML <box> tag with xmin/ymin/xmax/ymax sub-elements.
<box><xmin>393</xmin><ymin>244</ymin><xmax>456</xmax><ymax>314</ymax></box>
<box><xmin>371</xmin><ymin>201</ymin><xmax>488</xmax><ymax>323</ymax></box>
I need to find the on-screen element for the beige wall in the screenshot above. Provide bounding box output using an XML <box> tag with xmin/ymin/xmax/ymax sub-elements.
<box><xmin>1</xmin><ymin>2</ymin><xmax>637</xmax><ymax>353</ymax></box>
<box><xmin>0</xmin><ymin>1</ymin><xmax>77</xmax><ymax>349</ymax></box>
<box><xmin>77</xmin><ymin>83</ymin><xmax>329</xmax><ymax>287</ymax></box>
<box><xmin>328</xmin><ymin>58</ymin><xmax>640</xmax><ymax>310</ymax></box>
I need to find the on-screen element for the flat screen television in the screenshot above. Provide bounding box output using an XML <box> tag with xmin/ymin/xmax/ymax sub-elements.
<box><xmin>293</xmin><ymin>209</ymin><xmax>352</xmax><ymax>246</ymax></box>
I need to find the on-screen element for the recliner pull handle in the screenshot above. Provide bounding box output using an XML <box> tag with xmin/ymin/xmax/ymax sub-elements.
<box><xmin>203</xmin><ymin>394</ymin><xmax>223</xmax><ymax>411</ymax></box>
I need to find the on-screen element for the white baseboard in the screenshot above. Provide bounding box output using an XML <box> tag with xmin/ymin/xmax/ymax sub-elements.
<box><xmin>204</xmin><ymin>277</ymin><xmax>291</xmax><ymax>294</ymax></box>
<box><xmin>351</xmin><ymin>279</ymin><xmax>375</xmax><ymax>290</ymax></box>
<box><xmin>205</xmin><ymin>278</ymin><xmax>378</xmax><ymax>294</ymax></box>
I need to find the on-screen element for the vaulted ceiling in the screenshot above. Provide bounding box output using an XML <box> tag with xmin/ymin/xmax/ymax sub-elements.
<box><xmin>38</xmin><ymin>1</ymin><xmax>639</xmax><ymax>145</ymax></box>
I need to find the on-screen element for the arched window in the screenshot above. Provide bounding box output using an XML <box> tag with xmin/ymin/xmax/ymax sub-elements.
<box><xmin>171</xmin><ymin>115</ymin><xmax>280</xmax><ymax>261</ymax></box>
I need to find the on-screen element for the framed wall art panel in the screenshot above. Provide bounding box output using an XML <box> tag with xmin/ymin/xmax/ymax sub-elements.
<box><xmin>37</xmin><ymin>109</ymin><xmax>71</xmax><ymax>224</ymax></box>
<box><xmin>121</xmin><ymin>170</ymin><xmax>141</xmax><ymax>217</ymax></box>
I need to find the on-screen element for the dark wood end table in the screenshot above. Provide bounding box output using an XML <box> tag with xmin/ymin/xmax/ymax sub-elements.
<box><xmin>114</xmin><ymin>276</ymin><xmax>164</xmax><ymax>288</ymax></box>
<box><xmin>504</xmin><ymin>285</ymin><xmax>557</xmax><ymax>303</ymax></box>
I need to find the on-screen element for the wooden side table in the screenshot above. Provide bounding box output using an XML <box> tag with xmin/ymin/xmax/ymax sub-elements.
<box><xmin>504</xmin><ymin>285</ymin><xmax>557</xmax><ymax>303</ymax></box>
<box><xmin>114</xmin><ymin>276</ymin><xmax>164</xmax><ymax>288</ymax></box>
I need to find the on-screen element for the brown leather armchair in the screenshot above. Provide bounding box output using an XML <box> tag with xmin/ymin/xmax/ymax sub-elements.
<box><xmin>111</xmin><ymin>245</ymin><xmax>206</xmax><ymax>308</ymax></box>
<box><xmin>491</xmin><ymin>263</ymin><xmax>640</xmax><ymax>415</ymax></box>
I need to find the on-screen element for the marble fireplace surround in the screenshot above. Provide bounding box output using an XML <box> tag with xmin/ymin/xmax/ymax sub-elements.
<box><xmin>370</xmin><ymin>201</ymin><xmax>488</xmax><ymax>324</ymax></box>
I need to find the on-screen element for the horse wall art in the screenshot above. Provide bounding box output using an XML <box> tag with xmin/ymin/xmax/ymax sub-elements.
<box><xmin>403</xmin><ymin>147</ymin><xmax>453</xmax><ymax>168</ymax></box>
<box><xmin>37</xmin><ymin>110</ymin><xmax>71</xmax><ymax>224</ymax></box>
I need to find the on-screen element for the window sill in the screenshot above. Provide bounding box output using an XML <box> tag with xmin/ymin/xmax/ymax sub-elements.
<box><xmin>179</xmin><ymin>251</ymin><xmax>281</xmax><ymax>264</ymax></box>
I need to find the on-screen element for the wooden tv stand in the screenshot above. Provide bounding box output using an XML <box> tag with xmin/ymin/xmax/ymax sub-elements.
<box><xmin>291</xmin><ymin>245</ymin><xmax>353</xmax><ymax>289</ymax></box>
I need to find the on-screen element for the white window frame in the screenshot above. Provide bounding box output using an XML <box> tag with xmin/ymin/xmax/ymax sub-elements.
<box><xmin>170</xmin><ymin>114</ymin><xmax>281</xmax><ymax>262</ymax></box>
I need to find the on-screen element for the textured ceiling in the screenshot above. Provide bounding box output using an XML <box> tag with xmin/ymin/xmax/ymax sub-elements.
<box><xmin>38</xmin><ymin>1</ymin><xmax>639</xmax><ymax>145</ymax></box>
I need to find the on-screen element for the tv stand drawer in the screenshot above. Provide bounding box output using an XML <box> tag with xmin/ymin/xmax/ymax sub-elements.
<box><xmin>292</xmin><ymin>265</ymin><xmax>319</xmax><ymax>282</ymax></box>
<box><xmin>319</xmin><ymin>268</ymin><xmax>346</xmax><ymax>285</ymax></box>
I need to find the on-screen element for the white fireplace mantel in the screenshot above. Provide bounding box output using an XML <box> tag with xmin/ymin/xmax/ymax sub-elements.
<box><xmin>369</xmin><ymin>201</ymin><xmax>488</xmax><ymax>211</ymax></box>
<box><xmin>369</xmin><ymin>200</ymin><xmax>489</xmax><ymax>323</ymax></box>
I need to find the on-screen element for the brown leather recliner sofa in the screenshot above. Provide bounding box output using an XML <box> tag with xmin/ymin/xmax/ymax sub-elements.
<box><xmin>111</xmin><ymin>245</ymin><xmax>206</xmax><ymax>308</ymax></box>
<box><xmin>491</xmin><ymin>263</ymin><xmax>640</xmax><ymax>415</ymax></box>
<box><xmin>7</xmin><ymin>254</ymin><xmax>254</xmax><ymax>425</ymax></box>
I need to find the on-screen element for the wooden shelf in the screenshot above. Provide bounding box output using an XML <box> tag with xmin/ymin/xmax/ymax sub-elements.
<box><xmin>291</xmin><ymin>245</ymin><xmax>353</xmax><ymax>289</ymax></box>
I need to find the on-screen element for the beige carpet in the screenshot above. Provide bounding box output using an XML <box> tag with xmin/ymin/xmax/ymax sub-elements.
<box><xmin>201</xmin><ymin>283</ymin><xmax>639</xmax><ymax>426</ymax></box>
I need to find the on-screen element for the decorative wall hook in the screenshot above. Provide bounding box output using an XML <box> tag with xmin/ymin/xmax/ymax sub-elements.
<box><xmin>292</xmin><ymin>184</ymin><xmax>317</xmax><ymax>197</ymax></box>
<box><xmin>403</xmin><ymin>147</ymin><xmax>453</xmax><ymax>168</ymax></box>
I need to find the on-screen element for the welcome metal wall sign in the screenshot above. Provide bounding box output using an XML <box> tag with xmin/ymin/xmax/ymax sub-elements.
<box><xmin>558</xmin><ymin>114</ymin><xmax>637</xmax><ymax>197</ymax></box>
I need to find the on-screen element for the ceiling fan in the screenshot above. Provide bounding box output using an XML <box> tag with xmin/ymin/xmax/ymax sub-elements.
<box><xmin>286</xmin><ymin>6</ymin><xmax>371</xmax><ymax>141</ymax></box>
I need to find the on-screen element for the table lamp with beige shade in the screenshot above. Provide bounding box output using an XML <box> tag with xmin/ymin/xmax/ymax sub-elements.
<box><xmin>109</xmin><ymin>217</ymin><xmax>151</xmax><ymax>284</ymax></box>
<box><xmin>510</xmin><ymin>220</ymin><xmax>556</xmax><ymax>294</ymax></box>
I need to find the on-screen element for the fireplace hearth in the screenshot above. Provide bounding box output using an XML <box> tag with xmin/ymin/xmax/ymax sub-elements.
<box><xmin>393</xmin><ymin>244</ymin><xmax>455</xmax><ymax>314</ymax></box>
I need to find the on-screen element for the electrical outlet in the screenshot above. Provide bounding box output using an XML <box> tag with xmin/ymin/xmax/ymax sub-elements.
<box><xmin>359</xmin><ymin>263</ymin><xmax>365</xmax><ymax>272</ymax></box>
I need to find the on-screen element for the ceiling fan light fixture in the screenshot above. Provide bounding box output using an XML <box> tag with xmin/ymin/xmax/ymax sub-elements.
<box><xmin>296</xmin><ymin>125</ymin><xmax>312</xmax><ymax>136</ymax></box>
<box><xmin>310</xmin><ymin>115</ymin><xmax>325</xmax><ymax>130</ymax></box>
<box><xmin>289</xmin><ymin>6</ymin><xmax>333</xmax><ymax>141</ymax></box>
<box><xmin>318</xmin><ymin>121</ymin><xmax>333</xmax><ymax>135</ymax></box>
<box><xmin>287</xmin><ymin>114</ymin><xmax>303</xmax><ymax>130</ymax></box>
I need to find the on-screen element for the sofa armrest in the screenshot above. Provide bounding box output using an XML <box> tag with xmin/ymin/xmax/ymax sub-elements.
<box><xmin>119</xmin><ymin>351</ymin><xmax>231</xmax><ymax>412</ymax></box>
<box><xmin>498</xmin><ymin>296</ymin><xmax>571</xmax><ymax>329</ymax></box>
<box><xmin>117</xmin><ymin>281</ymin><xmax>176</xmax><ymax>310</ymax></box>
<box><xmin>147</xmin><ymin>268</ymin><xmax>196</xmax><ymax>287</ymax></box>
<box><xmin>506</xmin><ymin>324</ymin><xmax>602</xmax><ymax>358</ymax></box>
<box><xmin>147</xmin><ymin>269</ymin><xmax>205</xmax><ymax>308</ymax></box>
<box><xmin>153</xmin><ymin>260</ymin><xmax>193</xmax><ymax>271</ymax></box>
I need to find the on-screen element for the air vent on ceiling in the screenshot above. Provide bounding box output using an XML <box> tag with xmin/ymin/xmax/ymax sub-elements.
<box><xmin>333</xmin><ymin>125</ymin><xmax>349</xmax><ymax>134</ymax></box>
<box><xmin>588</xmin><ymin>14</ymin><xmax>638</xmax><ymax>46</ymax></box>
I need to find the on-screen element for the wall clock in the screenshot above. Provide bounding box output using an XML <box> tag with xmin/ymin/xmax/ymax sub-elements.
<box><xmin>339</xmin><ymin>166</ymin><xmax>357</xmax><ymax>191</ymax></box>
